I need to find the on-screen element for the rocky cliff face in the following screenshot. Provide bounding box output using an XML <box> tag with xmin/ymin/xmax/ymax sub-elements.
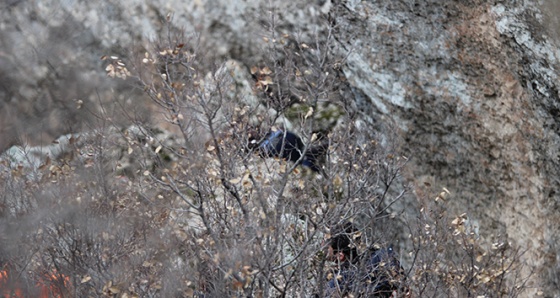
<box><xmin>332</xmin><ymin>1</ymin><xmax>560</xmax><ymax>295</ymax></box>
<box><xmin>1</xmin><ymin>0</ymin><xmax>558</xmax><ymax>295</ymax></box>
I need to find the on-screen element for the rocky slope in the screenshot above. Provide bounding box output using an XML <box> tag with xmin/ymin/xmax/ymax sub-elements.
<box><xmin>1</xmin><ymin>0</ymin><xmax>558</xmax><ymax>295</ymax></box>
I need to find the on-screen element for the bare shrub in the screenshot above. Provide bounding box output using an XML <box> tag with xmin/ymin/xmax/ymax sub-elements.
<box><xmin>105</xmin><ymin>16</ymin><xmax>412</xmax><ymax>297</ymax></box>
<box><xmin>406</xmin><ymin>185</ymin><xmax>531</xmax><ymax>297</ymax></box>
<box><xmin>0</xmin><ymin>10</ymin><xmax>531</xmax><ymax>298</ymax></box>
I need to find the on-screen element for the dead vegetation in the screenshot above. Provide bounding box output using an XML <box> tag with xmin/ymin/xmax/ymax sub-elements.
<box><xmin>0</xmin><ymin>13</ymin><xmax>532</xmax><ymax>298</ymax></box>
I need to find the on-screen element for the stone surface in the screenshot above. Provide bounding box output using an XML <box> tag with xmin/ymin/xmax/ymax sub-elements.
<box><xmin>1</xmin><ymin>0</ymin><xmax>559</xmax><ymax>295</ymax></box>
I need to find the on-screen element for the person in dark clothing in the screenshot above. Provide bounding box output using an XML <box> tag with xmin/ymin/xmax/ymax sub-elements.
<box><xmin>253</xmin><ymin>129</ymin><xmax>326</xmax><ymax>172</ymax></box>
<box><xmin>359</xmin><ymin>245</ymin><xmax>407</xmax><ymax>297</ymax></box>
<box><xmin>325</xmin><ymin>224</ymin><xmax>408</xmax><ymax>298</ymax></box>
<box><xmin>325</xmin><ymin>223</ymin><xmax>361</xmax><ymax>296</ymax></box>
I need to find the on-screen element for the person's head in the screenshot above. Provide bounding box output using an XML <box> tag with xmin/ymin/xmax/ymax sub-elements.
<box><xmin>328</xmin><ymin>222</ymin><xmax>359</xmax><ymax>264</ymax></box>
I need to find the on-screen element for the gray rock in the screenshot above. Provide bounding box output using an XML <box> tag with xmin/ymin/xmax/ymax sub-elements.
<box><xmin>1</xmin><ymin>0</ymin><xmax>559</xmax><ymax>295</ymax></box>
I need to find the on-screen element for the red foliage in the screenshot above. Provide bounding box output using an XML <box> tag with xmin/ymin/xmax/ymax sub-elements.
<box><xmin>0</xmin><ymin>269</ymin><xmax>70</xmax><ymax>298</ymax></box>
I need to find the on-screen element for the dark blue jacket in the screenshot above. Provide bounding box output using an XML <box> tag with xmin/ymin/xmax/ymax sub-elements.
<box><xmin>258</xmin><ymin>130</ymin><xmax>322</xmax><ymax>172</ymax></box>
<box><xmin>326</xmin><ymin>247</ymin><xmax>404</xmax><ymax>297</ymax></box>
